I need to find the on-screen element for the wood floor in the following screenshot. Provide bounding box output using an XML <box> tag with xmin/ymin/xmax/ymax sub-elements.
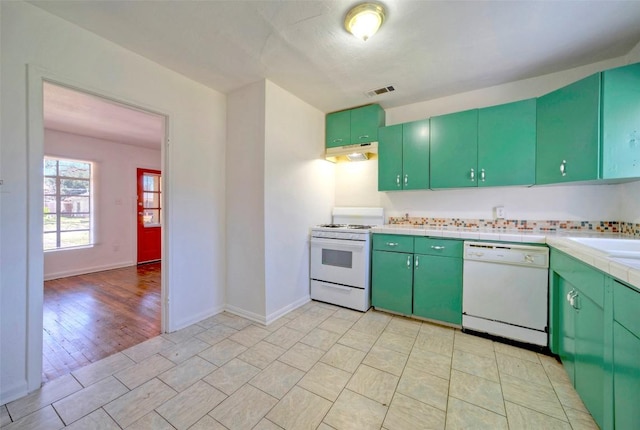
<box><xmin>42</xmin><ymin>263</ymin><xmax>161</xmax><ymax>383</ymax></box>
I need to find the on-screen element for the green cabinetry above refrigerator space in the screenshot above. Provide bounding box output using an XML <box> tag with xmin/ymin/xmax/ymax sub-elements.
<box><xmin>478</xmin><ymin>98</ymin><xmax>536</xmax><ymax>187</ymax></box>
<box><xmin>430</xmin><ymin>109</ymin><xmax>478</xmax><ymax>189</ymax></box>
<box><xmin>378</xmin><ymin>119</ymin><xmax>430</xmax><ymax>191</ymax></box>
<box><xmin>325</xmin><ymin>104</ymin><xmax>385</xmax><ymax>148</ymax></box>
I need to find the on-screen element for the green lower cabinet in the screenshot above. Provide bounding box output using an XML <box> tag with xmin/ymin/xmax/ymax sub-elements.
<box><xmin>371</xmin><ymin>250</ymin><xmax>413</xmax><ymax>315</ymax></box>
<box><xmin>413</xmin><ymin>254</ymin><xmax>462</xmax><ymax>325</ymax></box>
<box><xmin>613</xmin><ymin>322</ymin><xmax>640</xmax><ymax>429</ymax></box>
<box><xmin>549</xmin><ymin>249</ymin><xmax>640</xmax><ymax>429</ymax></box>
<box><xmin>552</xmin><ymin>256</ymin><xmax>605</xmax><ymax>428</ymax></box>
<box><xmin>612</xmin><ymin>280</ymin><xmax>640</xmax><ymax>429</ymax></box>
<box><xmin>558</xmin><ymin>278</ymin><xmax>577</xmax><ymax>385</ymax></box>
<box><xmin>574</xmin><ymin>289</ymin><xmax>605</xmax><ymax>427</ymax></box>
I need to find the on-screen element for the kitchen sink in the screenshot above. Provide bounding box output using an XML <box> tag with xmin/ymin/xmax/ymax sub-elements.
<box><xmin>568</xmin><ymin>237</ymin><xmax>640</xmax><ymax>259</ymax></box>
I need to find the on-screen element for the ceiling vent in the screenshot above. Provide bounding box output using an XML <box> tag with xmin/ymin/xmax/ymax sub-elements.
<box><xmin>365</xmin><ymin>85</ymin><xmax>395</xmax><ymax>98</ymax></box>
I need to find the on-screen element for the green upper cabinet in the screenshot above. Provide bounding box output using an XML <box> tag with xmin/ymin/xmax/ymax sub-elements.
<box><xmin>478</xmin><ymin>98</ymin><xmax>536</xmax><ymax>187</ymax></box>
<box><xmin>601</xmin><ymin>62</ymin><xmax>640</xmax><ymax>179</ymax></box>
<box><xmin>325</xmin><ymin>110</ymin><xmax>351</xmax><ymax>148</ymax></box>
<box><xmin>536</xmin><ymin>73</ymin><xmax>601</xmax><ymax>184</ymax></box>
<box><xmin>430</xmin><ymin>109</ymin><xmax>478</xmax><ymax>188</ymax></box>
<box><xmin>325</xmin><ymin>104</ymin><xmax>385</xmax><ymax>148</ymax></box>
<box><xmin>378</xmin><ymin>119</ymin><xmax>430</xmax><ymax>191</ymax></box>
<box><xmin>351</xmin><ymin>104</ymin><xmax>385</xmax><ymax>145</ymax></box>
<box><xmin>403</xmin><ymin>120</ymin><xmax>430</xmax><ymax>190</ymax></box>
<box><xmin>378</xmin><ymin>125</ymin><xmax>403</xmax><ymax>190</ymax></box>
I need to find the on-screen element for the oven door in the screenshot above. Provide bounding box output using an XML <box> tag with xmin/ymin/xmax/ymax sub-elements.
<box><xmin>310</xmin><ymin>237</ymin><xmax>368</xmax><ymax>289</ymax></box>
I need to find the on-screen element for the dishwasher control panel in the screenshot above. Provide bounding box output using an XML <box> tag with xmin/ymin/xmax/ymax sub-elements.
<box><xmin>463</xmin><ymin>242</ymin><xmax>549</xmax><ymax>268</ymax></box>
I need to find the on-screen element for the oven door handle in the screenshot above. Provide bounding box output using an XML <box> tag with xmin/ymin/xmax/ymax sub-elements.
<box><xmin>310</xmin><ymin>237</ymin><xmax>366</xmax><ymax>249</ymax></box>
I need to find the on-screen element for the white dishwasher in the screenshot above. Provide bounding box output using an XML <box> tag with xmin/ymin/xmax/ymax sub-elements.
<box><xmin>462</xmin><ymin>241</ymin><xmax>549</xmax><ymax>346</ymax></box>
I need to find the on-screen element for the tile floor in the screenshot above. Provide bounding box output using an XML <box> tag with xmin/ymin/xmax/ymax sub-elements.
<box><xmin>1</xmin><ymin>301</ymin><xmax>598</xmax><ymax>429</ymax></box>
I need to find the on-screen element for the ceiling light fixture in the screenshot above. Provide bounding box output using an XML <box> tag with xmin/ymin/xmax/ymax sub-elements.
<box><xmin>344</xmin><ymin>3</ymin><xmax>386</xmax><ymax>41</ymax></box>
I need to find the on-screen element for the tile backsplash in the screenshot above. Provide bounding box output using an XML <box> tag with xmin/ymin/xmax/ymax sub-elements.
<box><xmin>387</xmin><ymin>217</ymin><xmax>640</xmax><ymax>238</ymax></box>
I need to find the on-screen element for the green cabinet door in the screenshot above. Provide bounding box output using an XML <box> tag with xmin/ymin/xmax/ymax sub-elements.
<box><xmin>371</xmin><ymin>250</ymin><xmax>413</xmax><ymax>315</ymax></box>
<box><xmin>351</xmin><ymin>104</ymin><xmax>385</xmax><ymax>145</ymax></box>
<box><xmin>430</xmin><ymin>109</ymin><xmax>478</xmax><ymax>188</ymax></box>
<box><xmin>478</xmin><ymin>98</ymin><xmax>536</xmax><ymax>187</ymax></box>
<box><xmin>413</xmin><ymin>254</ymin><xmax>462</xmax><ymax>325</ymax></box>
<box><xmin>601</xmin><ymin>62</ymin><xmax>640</xmax><ymax>179</ymax></box>
<box><xmin>326</xmin><ymin>110</ymin><xmax>351</xmax><ymax>148</ymax></box>
<box><xmin>613</xmin><ymin>322</ymin><xmax>640</xmax><ymax>430</ymax></box>
<box><xmin>402</xmin><ymin>119</ymin><xmax>430</xmax><ymax>190</ymax></box>
<box><xmin>558</xmin><ymin>278</ymin><xmax>577</xmax><ymax>384</ymax></box>
<box><xmin>574</xmin><ymin>290</ymin><xmax>605</xmax><ymax>428</ymax></box>
<box><xmin>613</xmin><ymin>280</ymin><xmax>640</xmax><ymax>430</ymax></box>
<box><xmin>536</xmin><ymin>73</ymin><xmax>601</xmax><ymax>184</ymax></box>
<box><xmin>378</xmin><ymin>125</ymin><xmax>403</xmax><ymax>191</ymax></box>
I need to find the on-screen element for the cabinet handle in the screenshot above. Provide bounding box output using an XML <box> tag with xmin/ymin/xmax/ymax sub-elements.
<box><xmin>480</xmin><ymin>169</ymin><xmax>486</xmax><ymax>182</ymax></box>
<box><xmin>404</xmin><ymin>174</ymin><xmax>408</xmax><ymax>186</ymax></box>
<box><xmin>566</xmin><ymin>290</ymin><xmax>579</xmax><ymax>308</ymax></box>
<box><xmin>406</xmin><ymin>255</ymin><xmax>411</xmax><ymax>268</ymax></box>
<box><xmin>415</xmin><ymin>255</ymin><xmax>420</xmax><ymax>268</ymax></box>
<box><xmin>385</xmin><ymin>242</ymin><xmax>399</xmax><ymax>247</ymax></box>
<box><xmin>396</xmin><ymin>174</ymin><xmax>401</xmax><ymax>187</ymax></box>
<box><xmin>431</xmin><ymin>245</ymin><xmax>445</xmax><ymax>250</ymax></box>
<box><xmin>332</xmin><ymin>138</ymin><xmax>343</xmax><ymax>143</ymax></box>
<box><xmin>560</xmin><ymin>160</ymin><xmax>567</xmax><ymax>176</ymax></box>
<box><xmin>358</xmin><ymin>135</ymin><xmax>369</xmax><ymax>139</ymax></box>
<box><xmin>470</xmin><ymin>168</ymin><xmax>475</xmax><ymax>181</ymax></box>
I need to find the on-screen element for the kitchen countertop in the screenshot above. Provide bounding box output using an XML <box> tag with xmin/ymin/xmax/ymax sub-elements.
<box><xmin>372</xmin><ymin>225</ymin><xmax>640</xmax><ymax>291</ymax></box>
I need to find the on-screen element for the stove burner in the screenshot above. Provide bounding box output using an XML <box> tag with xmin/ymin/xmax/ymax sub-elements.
<box><xmin>317</xmin><ymin>224</ymin><xmax>373</xmax><ymax>229</ymax></box>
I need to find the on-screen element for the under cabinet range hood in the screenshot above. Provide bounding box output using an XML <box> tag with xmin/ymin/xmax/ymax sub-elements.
<box><xmin>325</xmin><ymin>142</ymin><xmax>378</xmax><ymax>163</ymax></box>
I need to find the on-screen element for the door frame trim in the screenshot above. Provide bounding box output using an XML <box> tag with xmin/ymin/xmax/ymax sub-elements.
<box><xmin>26</xmin><ymin>64</ymin><xmax>170</xmax><ymax>393</ymax></box>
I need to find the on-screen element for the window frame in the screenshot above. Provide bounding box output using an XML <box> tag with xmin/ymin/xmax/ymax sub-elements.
<box><xmin>43</xmin><ymin>156</ymin><xmax>94</xmax><ymax>251</ymax></box>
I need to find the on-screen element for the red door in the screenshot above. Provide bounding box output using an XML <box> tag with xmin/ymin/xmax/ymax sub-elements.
<box><xmin>137</xmin><ymin>168</ymin><xmax>161</xmax><ymax>263</ymax></box>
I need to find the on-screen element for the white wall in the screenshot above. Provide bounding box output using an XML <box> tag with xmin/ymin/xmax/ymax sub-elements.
<box><xmin>226</xmin><ymin>81</ymin><xmax>267</xmax><ymax>320</ymax></box>
<box><xmin>226</xmin><ymin>80</ymin><xmax>334</xmax><ymax>323</ymax></box>
<box><xmin>1</xmin><ymin>2</ymin><xmax>226</xmax><ymax>403</ymax></box>
<box><xmin>336</xmin><ymin>56</ymin><xmax>640</xmax><ymax>222</ymax></box>
<box><xmin>44</xmin><ymin>130</ymin><xmax>161</xmax><ymax>279</ymax></box>
<box><xmin>619</xmin><ymin>181</ymin><xmax>640</xmax><ymax>224</ymax></box>
<box><xmin>264</xmin><ymin>81</ymin><xmax>334</xmax><ymax>320</ymax></box>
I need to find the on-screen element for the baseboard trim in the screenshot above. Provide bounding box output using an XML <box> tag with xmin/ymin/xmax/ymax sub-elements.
<box><xmin>44</xmin><ymin>261</ymin><xmax>136</xmax><ymax>281</ymax></box>
<box><xmin>224</xmin><ymin>296</ymin><xmax>311</xmax><ymax>327</ymax></box>
<box><xmin>224</xmin><ymin>305</ymin><xmax>267</xmax><ymax>325</ymax></box>
<box><xmin>169</xmin><ymin>304</ymin><xmax>225</xmax><ymax>332</ymax></box>
<box><xmin>265</xmin><ymin>295</ymin><xmax>310</xmax><ymax>325</ymax></box>
<box><xmin>0</xmin><ymin>379</ymin><xmax>29</xmax><ymax>406</ymax></box>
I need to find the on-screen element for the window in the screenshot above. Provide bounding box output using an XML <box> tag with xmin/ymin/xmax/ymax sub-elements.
<box><xmin>43</xmin><ymin>157</ymin><xmax>92</xmax><ymax>250</ymax></box>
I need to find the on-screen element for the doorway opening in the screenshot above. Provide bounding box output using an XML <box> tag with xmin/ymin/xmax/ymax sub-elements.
<box><xmin>41</xmin><ymin>81</ymin><xmax>166</xmax><ymax>382</ymax></box>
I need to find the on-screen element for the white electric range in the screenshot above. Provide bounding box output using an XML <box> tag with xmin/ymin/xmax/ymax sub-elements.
<box><xmin>309</xmin><ymin>207</ymin><xmax>384</xmax><ymax>311</ymax></box>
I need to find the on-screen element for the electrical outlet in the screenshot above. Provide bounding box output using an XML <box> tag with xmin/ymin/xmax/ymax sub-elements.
<box><xmin>495</xmin><ymin>206</ymin><xmax>505</xmax><ymax>219</ymax></box>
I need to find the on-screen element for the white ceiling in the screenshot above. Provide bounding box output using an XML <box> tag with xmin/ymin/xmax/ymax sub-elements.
<box><xmin>30</xmin><ymin>0</ymin><xmax>640</xmax><ymax>114</ymax></box>
<box><xmin>43</xmin><ymin>82</ymin><xmax>165</xmax><ymax>149</ymax></box>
